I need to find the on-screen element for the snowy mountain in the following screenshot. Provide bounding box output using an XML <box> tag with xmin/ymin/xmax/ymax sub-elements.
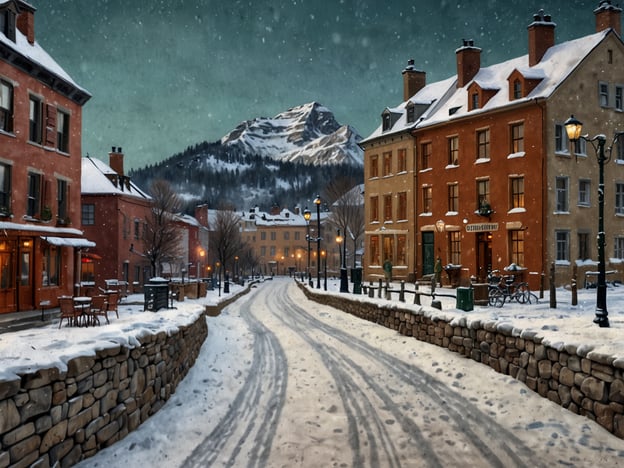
<box><xmin>129</xmin><ymin>102</ymin><xmax>363</xmax><ymax>211</ymax></box>
<box><xmin>220</xmin><ymin>102</ymin><xmax>363</xmax><ymax>166</ymax></box>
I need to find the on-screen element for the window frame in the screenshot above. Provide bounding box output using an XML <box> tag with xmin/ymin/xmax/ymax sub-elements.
<box><xmin>397</xmin><ymin>148</ymin><xmax>407</xmax><ymax>173</ymax></box>
<box><xmin>57</xmin><ymin>179</ymin><xmax>68</xmax><ymax>222</ymax></box>
<box><xmin>616</xmin><ymin>182</ymin><xmax>624</xmax><ymax>215</ymax></box>
<box><xmin>27</xmin><ymin>172</ymin><xmax>41</xmax><ymax>218</ymax></box>
<box><xmin>382</xmin><ymin>151</ymin><xmax>392</xmax><ymax>176</ymax></box>
<box><xmin>369</xmin><ymin>154</ymin><xmax>379</xmax><ymax>178</ymax></box>
<box><xmin>397</xmin><ymin>191</ymin><xmax>407</xmax><ymax>220</ymax></box>
<box><xmin>448</xmin><ymin>135</ymin><xmax>459</xmax><ymax>165</ymax></box>
<box><xmin>599</xmin><ymin>81</ymin><xmax>609</xmax><ymax>108</ymax></box>
<box><xmin>422</xmin><ymin>186</ymin><xmax>432</xmax><ymax>214</ymax></box>
<box><xmin>476</xmin><ymin>179</ymin><xmax>490</xmax><ymax>210</ymax></box>
<box><xmin>383</xmin><ymin>194</ymin><xmax>392</xmax><ymax>221</ymax></box>
<box><xmin>509</xmin><ymin>176</ymin><xmax>524</xmax><ymax>209</ymax></box>
<box><xmin>578</xmin><ymin>179</ymin><xmax>591</xmax><ymax>207</ymax></box>
<box><xmin>509</xmin><ymin>230</ymin><xmax>525</xmax><ymax>266</ymax></box>
<box><xmin>81</xmin><ymin>203</ymin><xmax>95</xmax><ymax>226</ymax></box>
<box><xmin>370</xmin><ymin>195</ymin><xmax>379</xmax><ymax>222</ymax></box>
<box><xmin>477</xmin><ymin>128</ymin><xmax>490</xmax><ymax>160</ymax></box>
<box><xmin>29</xmin><ymin>95</ymin><xmax>43</xmax><ymax>144</ymax></box>
<box><xmin>448</xmin><ymin>183</ymin><xmax>459</xmax><ymax>213</ymax></box>
<box><xmin>0</xmin><ymin>78</ymin><xmax>13</xmax><ymax>133</ymax></box>
<box><xmin>555</xmin><ymin>176</ymin><xmax>569</xmax><ymax>213</ymax></box>
<box><xmin>420</xmin><ymin>142</ymin><xmax>432</xmax><ymax>170</ymax></box>
<box><xmin>510</xmin><ymin>122</ymin><xmax>524</xmax><ymax>153</ymax></box>
<box><xmin>56</xmin><ymin>109</ymin><xmax>70</xmax><ymax>153</ymax></box>
<box><xmin>555</xmin><ymin>230</ymin><xmax>570</xmax><ymax>262</ymax></box>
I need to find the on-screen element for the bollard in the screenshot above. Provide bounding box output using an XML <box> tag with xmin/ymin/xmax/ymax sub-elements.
<box><xmin>378</xmin><ymin>279</ymin><xmax>383</xmax><ymax>298</ymax></box>
<box><xmin>549</xmin><ymin>262</ymin><xmax>556</xmax><ymax>309</ymax></box>
<box><xmin>399</xmin><ymin>281</ymin><xmax>405</xmax><ymax>302</ymax></box>
<box><xmin>571</xmin><ymin>263</ymin><xmax>578</xmax><ymax>306</ymax></box>
<box><xmin>368</xmin><ymin>282</ymin><xmax>375</xmax><ymax>298</ymax></box>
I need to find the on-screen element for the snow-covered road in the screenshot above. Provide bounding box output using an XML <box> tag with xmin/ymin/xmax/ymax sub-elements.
<box><xmin>79</xmin><ymin>279</ymin><xmax>624</xmax><ymax>467</ymax></box>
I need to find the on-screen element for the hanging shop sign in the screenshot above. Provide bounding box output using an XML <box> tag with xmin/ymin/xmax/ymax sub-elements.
<box><xmin>465</xmin><ymin>223</ymin><xmax>499</xmax><ymax>232</ymax></box>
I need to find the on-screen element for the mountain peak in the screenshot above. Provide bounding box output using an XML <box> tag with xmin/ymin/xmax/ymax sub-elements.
<box><xmin>221</xmin><ymin>102</ymin><xmax>363</xmax><ymax>166</ymax></box>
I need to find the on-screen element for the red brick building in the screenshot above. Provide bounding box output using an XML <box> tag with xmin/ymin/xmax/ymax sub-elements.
<box><xmin>362</xmin><ymin>2</ymin><xmax>624</xmax><ymax>289</ymax></box>
<box><xmin>0</xmin><ymin>1</ymin><xmax>91</xmax><ymax>313</ymax></box>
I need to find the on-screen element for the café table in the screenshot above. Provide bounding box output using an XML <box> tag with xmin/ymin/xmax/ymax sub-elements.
<box><xmin>73</xmin><ymin>296</ymin><xmax>92</xmax><ymax>327</ymax></box>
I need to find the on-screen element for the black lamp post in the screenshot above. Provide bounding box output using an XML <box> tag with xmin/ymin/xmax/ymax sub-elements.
<box><xmin>336</xmin><ymin>229</ymin><xmax>349</xmax><ymax>293</ymax></box>
<box><xmin>304</xmin><ymin>207</ymin><xmax>312</xmax><ymax>286</ymax></box>
<box><xmin>314</xmin><ymin>195</ymin><xmax>322</xmax><ymax>289</ymax></box>
<box><xmin>565</xmin><ymin>115</ymin><xmax>624</xmax><ymax>328</ymax></box>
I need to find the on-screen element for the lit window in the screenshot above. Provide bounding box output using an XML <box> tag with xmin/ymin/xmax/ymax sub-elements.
<box><xmin>370</xmin><ymin>196</ymin><xmax>379</xmax><ymax>222</ymax></box>
<box><xmin>422</xmin><ymin>186</ymin><xmax>432</xmax><ymax>213</ymax></box>
<box><xmin>510</xmin><ymin>177</ymin><xmax>524</xmax><ymax>209</ymax></box>
<box><xmin>448</xmin><ymin>136</ymin><xmax>459</xmax><ymax>165</ymax></box>
<box><xmin>510</xmin><ymin>123</ymin><xmax>524</xmax><ymax>153</ymax></box>
<box><xmin>384</xmin><ymin>194</ymin><xmax>392</xmax><ymax>221</ymax></box>
<box><xmin>477</xmin><ymin>129</ymin><xmax>490</xmax><ymax>159</ymax></box>
<box><xmin>510</xmin><ymin>230</ymin><xmax>524</xmax><ymax>266</ymax></box>
<box><xmin>397</xmin><ymin>149</ymin><xmax>407</xmax><ymax>173</ymax></box>
<box><xmin>382</xmin><ymin>152</ymin><xmax>392</xmax><ymax>176</ymax></box>
<box><xmin>448</xmin><ymin>183</ymin><xmax>459</xmax><ymax>212</ymax></box>
<box><xmin>420</xmin><ymin>142</ymin><xmax>431</xmax><ymax>170</ymax></box>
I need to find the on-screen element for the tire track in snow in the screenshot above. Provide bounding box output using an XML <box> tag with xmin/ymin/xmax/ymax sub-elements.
<box><xmin>183</xmin><ymin>288</ymin><xmax>288</xmax><ymax>468</ymax></box>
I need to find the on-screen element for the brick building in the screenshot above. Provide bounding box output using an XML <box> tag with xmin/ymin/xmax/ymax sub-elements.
<box><xmin>361</xmin><ymin>2</ymin><xmax>624</xmax><ymax>289</ymax></box>
<box><xmin>0</xmin><ymin>1</ymin><xmax>91</xmax><ymax>313</ymax></box>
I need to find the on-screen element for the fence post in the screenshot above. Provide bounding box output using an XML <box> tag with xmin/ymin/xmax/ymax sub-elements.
<box><xmin>368</xmin><ymin>281</ymin><xmax>374</xmax><ymax>298</ymax></box>
<box><xmin>414</xmin><ymin>281</ymin><xmax>420</xmax><ymax>305</ymax></box>
<box><xmin>571</xmin><ymin>263</ymin><xmax>578</xmax><ymax>306</ymax></box>
<box><xmin>378</xmin><ymin>279</ymin><xmax>382</xmax><ymax>298</ymax></box>
<box><xmin>549</xmin><ymin>262</ymin><xmax>557</xmax><ymax>309</ymax></box>
<box><xmin>399</xmin><ymin>281</ymin><xmax>405</xmax><ymax>302</ymax></box>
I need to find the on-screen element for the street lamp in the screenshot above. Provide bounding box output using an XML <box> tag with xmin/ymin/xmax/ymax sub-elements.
<box><xmin>336</xmin><ymin>229</ymin><xmax>348</xmax><ymax>292</ymax></box>
<box><xmin>314</xmin><ymin>195</ymin><xmax>322</xmax><ymax>289</ymax></box>
<box><xmin>565</xmin><ymin>115</ymin><xmax>624</xmax><ymax>328</ymax></box>
<box><xmin>304</xmin><ymin>207</ymin><xmax>312</xmax><ymax>286</ymax></box>
<box><xmin>321</xmin><ymin>249</ymin><xmax>327</xmax><ymax>290</ymax></box>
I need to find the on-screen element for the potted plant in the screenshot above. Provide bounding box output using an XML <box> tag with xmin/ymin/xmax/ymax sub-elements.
<box><xmin>478</xmin><ymin>202</ymin><xmax>494</xmax><ymax>217</ymax></box>
<box><xmin>41</xmin><ymin>206</ymin><xmax>52</xmax><ymax>222</ymax></box>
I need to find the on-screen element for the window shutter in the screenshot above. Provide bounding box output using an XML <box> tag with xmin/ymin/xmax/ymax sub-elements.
<box><xmin>45</xmin><ymin>104</ymin><xmax>56</xmax><ymax>147</ymax></box>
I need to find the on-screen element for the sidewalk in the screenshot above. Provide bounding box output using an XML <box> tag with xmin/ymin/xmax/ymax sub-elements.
<box><xmin>0</xmin><ymin>307</ymin><xmax>60</xmax><ymax>334</ymax></box>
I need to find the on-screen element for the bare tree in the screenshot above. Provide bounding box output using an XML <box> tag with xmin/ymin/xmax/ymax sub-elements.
<box><xmin>324</xmin><ymin>178</ymin><xmax>365</xmax><ymax>268</ymax></box>
<box><xmin>212</xmin><ymin>204</ymin><xmax>244</xmax><ymax>279</ymax></box>
<box><xmin>143</xmin><ymin>179</ymin><xmax>184</xmax><ymax>277</ymax></box>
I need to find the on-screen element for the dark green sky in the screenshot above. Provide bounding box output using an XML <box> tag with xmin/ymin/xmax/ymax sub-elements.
<box><xmin>28</xmin><ymin>0</ymin><xmax>600</xmax><ymax>169</ymax></box>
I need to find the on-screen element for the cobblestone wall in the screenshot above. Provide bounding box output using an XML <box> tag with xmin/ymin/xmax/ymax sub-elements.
<box><xmin>0</xmin><ymin>314</ymin><xmax>207</xmax><ymax>467</ymax></box>
<box><xmin>298</xmin><ymin>283</ymin><xmax>624</xmax><ymax>439</ymax></box>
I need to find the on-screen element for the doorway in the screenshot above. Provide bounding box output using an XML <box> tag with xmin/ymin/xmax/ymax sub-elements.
<box><xmin>422</xmin><ymin>231</ymin><xmax>435</xmax><ymax>276</ymax></box>
<box><xmin>476</xmin><ymin>232</ymin><xmax>492</xmax><ymax>282</ymax></box>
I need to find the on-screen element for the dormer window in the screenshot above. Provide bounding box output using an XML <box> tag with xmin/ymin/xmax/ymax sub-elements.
<box><xmin>0</xmin><ymin>8</ymin><xmax>16</xmax><ymax>42</ymax></box>
<box><xmin>382</xmin><ymin>111</ymin><xmax>392</xmax><ymax>131</ymax></box>
<box><xmin>406</xmin><ymin>102</ymin><xmax>415</xmax><ymax>123</ymax></box>
<box><xmin>471</xmin><ymin>92</ymin><xmax>479</xmax><ymax>110</ymax></box>
<box><xmin>513</xmin><ymin>80</ymin><xmax>522</xmax><ymax>99</ymax></box>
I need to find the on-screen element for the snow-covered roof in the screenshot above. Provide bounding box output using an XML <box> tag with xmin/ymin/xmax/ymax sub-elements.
<box><xmin>81</xmin><ymin>157</ymin><xmax>151</xmax><ymax>200</ymax></box>
<box><xmin>362</xmin><ymin>30</ymin><xmax>611</xmax><ymax>143</ymax></box>
<box><xmin>240</xmin><ymin>206</ymin><xmax>308</xmax><ymax>227</ymax></box>
<box><xmin>0</xmin><ymin>3</ymin><xmax>90</xmax><ymax>102</ymax></box>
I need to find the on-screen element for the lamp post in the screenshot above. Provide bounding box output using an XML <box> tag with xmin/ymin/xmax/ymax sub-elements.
<box><xmin>314</xmin><ymin>195</ymin><xmax>322</xmax><ymax>289</ymax></box>
<box><xmin>565</xmin><ymin>115</ymin><xmax>623</xmax><ymax>328</ymax></box>
<box><xmin>336</xmin><ymin>229</ymin><xmax>349</xmax><ymax>293</ymax></box>
<box><xmin>304</xmin><ymin>207</ymin><xmax>312</xmax><ymax>286</ymax></box>
<box><xmin>321</xmin><ymin>250</ymin><xmax>327</xmax><ymax>290</ymax></box>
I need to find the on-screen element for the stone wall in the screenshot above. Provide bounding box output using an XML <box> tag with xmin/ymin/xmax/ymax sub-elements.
<box><xmin>298</xmin><ymin>283</ymin><xmax>624</xmax><ymax>439</ymax></box>
<box><xmin>0</xmin><ymin>313</ymin><xmax>207</xmax><ymax>467</ymax></box>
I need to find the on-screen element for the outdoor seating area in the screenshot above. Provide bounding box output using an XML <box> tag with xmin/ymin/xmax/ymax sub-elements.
<box><xmin>57</xmin><ymin>292</ymin><xmax>120</xmax><ymax>328</ymax></box>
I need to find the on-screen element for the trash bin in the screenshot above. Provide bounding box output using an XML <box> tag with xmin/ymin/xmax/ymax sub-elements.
<box><xmin>351</xmin><ymin>267</ymin><xmax>362</xmax><ymax>295</ymax></box>
<box><xmin>473</xmin><ymin>283</ymin><xmax>489</xmax><ymax>306</ymax></box>
<box><xmin>144</xmin><ymin>277</ymin><xmax>169</xmax><ymax>311</ymax></box>
<box><xmin>456</xmin><ymin>286</ymin><xmax>474</xmax><ymax>311</ymax></box>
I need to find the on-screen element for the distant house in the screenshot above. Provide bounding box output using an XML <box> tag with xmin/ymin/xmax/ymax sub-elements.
<box><xmin>0</xmin><ymin>1</ymin><xmax>92</xmax><ymax>313</ymax></box>
<box><xmin>81</xmin><ymin>149</ymin><xmax>151</xmax><ymax>291</ymax></box>
<box><xmin>361</xmin><ymin>2</ymin><xmax>624</xmax><ymax>288</ymax></box>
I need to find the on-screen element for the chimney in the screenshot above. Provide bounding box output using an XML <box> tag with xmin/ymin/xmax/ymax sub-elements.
<box><xmin>16</xmin><ymin>5</ymin><xmax>35</xmax><ymax>45</ymax></box>
<box><xmin>109</xmin><ymin>146</ymin><xmax>124</xmax><ymax>176</ymax></box>
<box><xmin>455</xmin><ymin>39</ymin><xmax>481</xmax><ymax>88</ymax></box>
<box><xmin>528</xmin><ymin>10</ymin><xmax>556</xmax><ymax>67</ymax></box>
<box><xmin>402</xmin><ymin>59</ymin><xmax>426</xmax><ymax>101</ymax></box>
<box><xmin>595</xmin><ymin>0</ymin><xmax>622</xmax><ymax>35</ymax></box>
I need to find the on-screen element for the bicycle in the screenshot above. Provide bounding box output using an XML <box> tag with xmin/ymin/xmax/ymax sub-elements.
<box><xmin>488</xmin><ymin>270</ymin><xmax>531</xmax><ymax>307</ymax></box>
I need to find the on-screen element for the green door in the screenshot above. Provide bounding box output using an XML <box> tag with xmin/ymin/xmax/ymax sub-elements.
<box><xmin>422</xmin><ymin>232</ymin><xmax>435</xmax><ymax>276</ymax></box>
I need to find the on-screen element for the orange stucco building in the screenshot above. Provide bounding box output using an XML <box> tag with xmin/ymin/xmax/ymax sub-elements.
<box><xmin>0</xmin><ymin>1</ymin><xmax>91</xmax><ymax>313</ymax></box>
<box><xmin>362</xmin><ymin>2</ymin><xmax>624</xmax><ymax>289</ymax></box>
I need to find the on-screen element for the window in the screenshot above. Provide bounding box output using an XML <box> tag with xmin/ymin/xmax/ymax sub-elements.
<box><xmin>510</xmin><ymin>123</ymin><xmax>524</xmax><ymax>153</ymax></box>
<box><xmin>448</xmin><ymin>136</ymin><xmax>459</xmax><ymax>165</ymax></box>
<box><xmin>0</xmin><ymin>9</ymin><xmax>15</xmax><ymax>41</ymax></box>
<box><xmin>383</xmin><ymin>235</ymin><xmax>394</xmax><ymax>263</ymax></box>
<box><xmin>260</xmin><ymin>246</ymin><xmax>266</xmax><ymax>256</ymax></box>
<box><xmin>82</xmin><ymin>257</ymin><xmax>95</xmax><ymax>283</ymax></box>
<box><xmin>510</xmin><ymin>177</ymin><xmax>524</xmax><ymax>209</ymax></box>
<box><xmin>397</xmin><ymin>148</ymin><xmax>407</xmax><ymax>173</ymax></box>
<box><xmin>555</xmin><ymin>176</ymin><xmax>569</xmax><ymax>212</ymax></box>
<box><xmin>270</xmin><ymin>231</ymin><xmax>276</xmax><ymax>241</ymax></box>
<box><xmin>294</xmin><ymin>232</ymin><xmax>300</xmax><ymax>241</ymax></box>
<box><xmin>513</xmin><ymin>79</ymin><xmax>522</xmax><ymax>99</ymax></box>
<box><xmin>615</xmin><ymin>236</ymin><xmax>624</xmax><ymax>260</ymax></box>
<box><xmin>57</xmin><ymin>179</ymin><xmax>68</xmax><ymax>222</ymax></box>
<box><xmin>29</xmin><ymin>96</ymin><xmax>43</xmax><ymax>144</ymax></box>
<box><xmin>382</xmin><ymin>112</ymin><xmax>391</xmax><ymax>131</ymax></box>
<box><xmin>420</xmin><ymin>142</ymin><xmax>432</xmax><ymax>170</ymax></box>
<box><xmin>269</xmin><ymin>246</ymin><xmax>275</xmax><ymax>257</ymax></box>
<box><xmin>0</xmin><ymin>79</ymin><xmax>13</xmax><ymax>132</ymax></box>
<box><xmin>509</xmin><ymin>230</ymin><xmax>524</xmax><ymax>266</ymax></box>
<box><xmin>406</xmin><ymin>103</ymin><xmax>415</xmax><ymax>123</ymax></box>
<box><xmin>57</xmin><ymin>109</ymin><xmax>70</xmax><ymax>153</ymax></box>
<box><xmin>284</xmin><ymin>247</ymin><xmax>289</xmax><ymax>258</ymax></box>
<box><xmin>283</xmin><ymin>231</ymin><xmax>290</xmax><ymax>240</ymax></box>
<box><xmin>599</xmin><ymin>82</ymin><xmax>609</xmax><ymax>107</ymax></box>
<box><xmin>556</xmin><ymin>230</ymin><xmax>570</xmax><ymax>262</ymax></box>
<box><xmin>449</xmin><ymin>231</ymin><xmax>461</xmax><ymax>265</ymax></box>
<box><xmin>578</xmin><ymin>232</ymin><xmax>590</xmax><ymax>261</ymax></box>
<box><xmin>260</xmin><ymin>231</ymin><xmax>266</xmax><ymax>241</ymax></box>
<box><xmin>370</xmin><ymin>155</ymin><xmax>379</xmax><ymax>178</ymax></box>
<box><xmin>0</xmin><ymin>163</ymin><xmax>10</xmax><ymax>214</ymax></box>
<box><xmin>382</xmin><ymin>152</ymin><xmax>392</xmax><ymax>176</ymax></box>
<box><xmin>477</xmin><ymin>179</ymin><xmax>490</xmax><ymax>210</ymax></box>
<box><xmin>574</xmin><ymin>138</ymin><xmax>587</xmax><ymax>156</ymax></box>
<box><xmin>471</xmin><ymin>92</ymin><xmax>479</xmax><ymax>110</ymax></box>
<box><xmin>616</xmin><ymin>183</ymin><xmax>624</xmax><ymax>215</ymax></box>
<box><xmin>448</xmin><ymin>183</ymin><xmax>459</xmax><ymax>212</ymax></box>
<box><xmin>383</xmin><ymin>194</ymin><xmax>392</xmax><ymax>221</ymax></box>
<box><xmin>27</xmin><ymin>172</ymin><xmax>41</xmax><ymax>217</ymax></box>
<box><xmin>397</xmin><ymin>235</ymin><xmax>407</xmax><ymax>265</ymax></box>
<box><xmin>422</xmin><ymin>186</ymin><xmax>432</xmax><ymax>213</ymax></box>
<box><xmin>477</xmin><ymin>129</ymin><xmax>490</xmax><ymax>160</ymax></box>
<box><xmin>42</xmin><ymin>245</ymin><xmax>60</xmax><ymax>287</ymax></box>
<box><xmin>578</xmin><ymin>179</ymin><xmax>591</xmax><ymax>206</ymax></box>
<box><xmin>617</xmin><ymin>134</ymin><xmax>624</xmax><ymax>162</ymax></box>
<box><xmin>82</xmin><ymin>203</ymin><xmax>95</xmax><ymax>226</ymax></box>
<box><xmin>370</xmin><ymin>235</ymin><xmax>380</xmax><ymax>265</ymax></box>
<box><xmin>397</xmin><ymin>192</ymin><xmax>407</xmax><ymax>220</ymax></box>
<box><xmin>134</xmin><ymin>219</ymin><xmax>140</xmax><ymax>240</ymax></box>
<box><xmin>616</xmin><ymin>85</ymin><xmax>623</xmax><ymax>111</ymax></box>
<box><xmin>555</xmin><ymin>124</ymin><xmax>568</xmax><ymax>154</ymax></box>
<box><xmin>370</xmin><ymin>196</ymin><xmax>379</xmax><ymax>222</ymax></box>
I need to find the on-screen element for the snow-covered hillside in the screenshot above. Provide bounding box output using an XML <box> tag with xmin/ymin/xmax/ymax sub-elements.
<box><xmin>220</xmin><ymin>102</ymin><xmax>363</xmax><ymax>166</ymax></box>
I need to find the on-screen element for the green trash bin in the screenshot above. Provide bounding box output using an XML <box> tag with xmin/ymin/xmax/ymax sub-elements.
<box><xmin>456</xmin><ymin>286</ymin><xmax>474</xmax><ymax>311</ymax></box>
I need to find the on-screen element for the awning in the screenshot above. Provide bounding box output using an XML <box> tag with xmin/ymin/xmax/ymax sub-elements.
<box><xmin>40</xmin><ymin>236</ymin><xmax>96</xmax><ymax>248</ymax></box>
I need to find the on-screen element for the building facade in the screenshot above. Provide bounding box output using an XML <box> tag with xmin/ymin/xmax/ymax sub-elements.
<box><xmin>361</xmin><ymin>2</ymin><xmax>624</xmax><ymax>289</ymax></box>
<box><xmin>0</xmin><ymin>1</ymin><xmax>92</xmax><ymax>313</ymax></box>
